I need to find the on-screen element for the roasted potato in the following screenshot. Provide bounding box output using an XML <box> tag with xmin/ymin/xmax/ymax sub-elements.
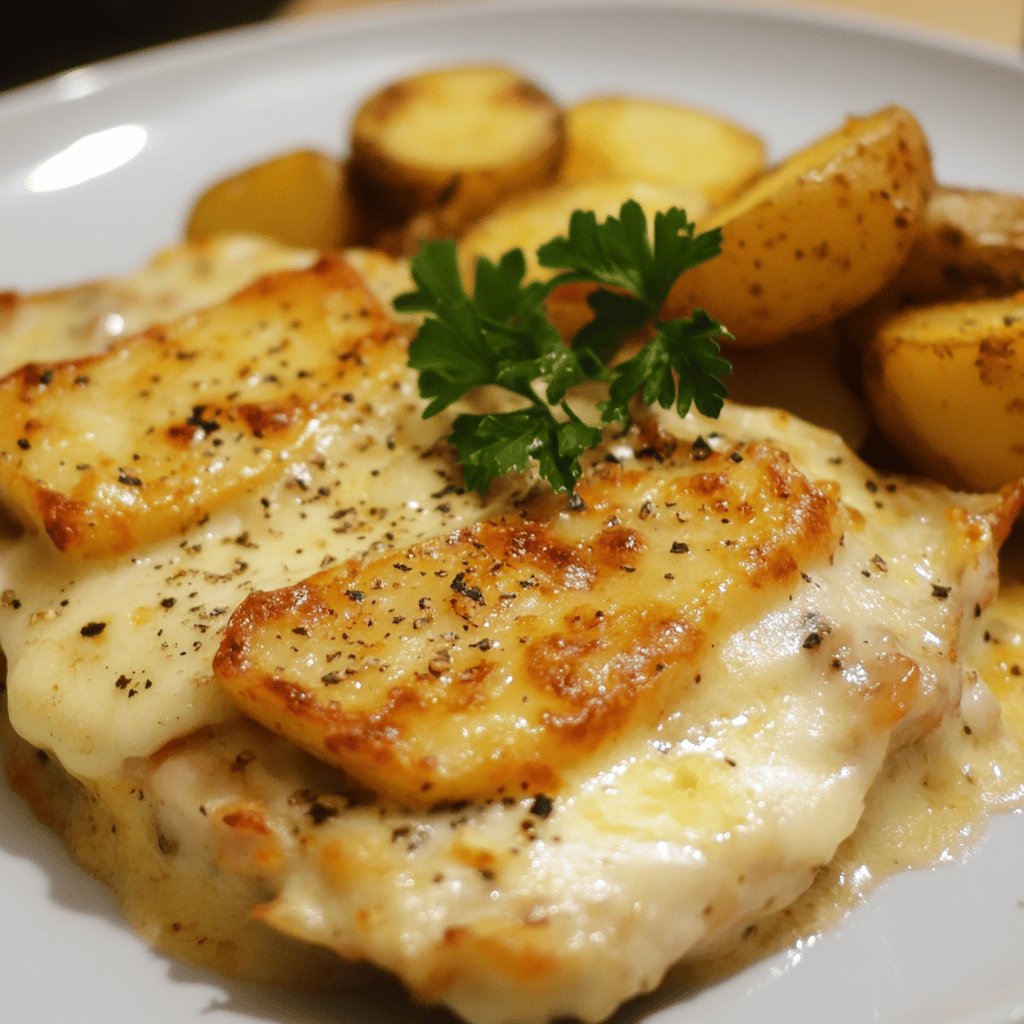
<box><xmin>185</xmin><ymin>149</ymin><xmax>358</xmax><ymax>250</ymax></box>
<box><xmin>349</xmin><ymin>64</ymin><xmax>564</xmax><ymax>237</ymax></box>
<box><xmin>862</xmin><ymin>291</ymin><xmax>1024</xmax><ymax>491</ymax></box>
<box><xmin>839</xmin><ymin>185</ymin><xmax>1024</xmax><ymax>355</ymax></box>
<box><xmin>665</xmin><ymin>105</ymin><xmax>934</xmax><ymax>347</ymax></box>
<box><xmin>890</xmin><ymin>186</ymin><xmax>1024</xmax><ymax>304</ymax></box>
<box><xmin>559</xmin><ymin>95</ymin><xmax>764</xmax><ymax>204</ymax></box>
<box><xmin>457</xmin><ymin>176</ymin><xmax>709</xmax><ymax>282</ymax></box>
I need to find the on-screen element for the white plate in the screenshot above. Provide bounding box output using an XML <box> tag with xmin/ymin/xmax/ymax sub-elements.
<box><xmin>1</xmin><ymin>2</ymin><xmax>1023</xmax><ymax>1023</ymax></box>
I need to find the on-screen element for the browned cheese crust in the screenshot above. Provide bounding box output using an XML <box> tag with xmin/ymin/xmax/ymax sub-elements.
<box><xmin>214</xmin><ymin>439</ymin><xmax>841</xmax><ymax>805</ymax></box>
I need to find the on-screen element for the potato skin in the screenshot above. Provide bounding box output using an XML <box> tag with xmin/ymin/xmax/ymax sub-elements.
<box><xmin>349</xmin><ymin>64</ymin><xmax>565</xmax><ymax>238</ymax></box>
<box><xmin>893</xmin><ymin>186</ymin><xmax>1024</xmax><ymax>304</ymax></box>
<box><xmin>862</xmin><ymin>291</ymin><xmax>1024</xmax><ymax>491</ymax></box>
<box><xmin>665</xmin><ymin>105</ymin><xmax>934</xmax><ymax>347</ymax></box>
<box><xmin>839</xmin><ymin>186</ymin><xmax>1024</xmax><ymax>356</ymax></box>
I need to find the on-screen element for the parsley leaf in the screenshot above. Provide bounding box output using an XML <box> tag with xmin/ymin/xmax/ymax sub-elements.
<box><xmin>395</xmin><ymin>201</ymin><xmax>731</xmax><ymax>496</ymax></box>
<box><xmin>538</xmin><ymin>201</ymin><xmax>723</xmax><ymax>314</ymax></box>
<box><xmin>401</xmin><ymin>241</ymin><xmax>587</xmax><ymax>415</ymax></box>
<box><xmin>450</xmin><ymin>406</ymin><xmax>602</xmax><ymax>496</ymax></box>
<box><xmin>603</xmin><ymin>309</ymin><xmax>733</xmax><ymax>426</ymax></box>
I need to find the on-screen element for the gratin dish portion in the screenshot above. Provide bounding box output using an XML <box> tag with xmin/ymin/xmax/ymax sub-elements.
<box><xmin>1</xmin><ymin>238</ymin><xmax>1021</xmax><ymax>1024</ymax></box>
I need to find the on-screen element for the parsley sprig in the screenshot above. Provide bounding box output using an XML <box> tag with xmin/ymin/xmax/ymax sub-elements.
<box><xmin>394</xmin><ymin>200</ymin><xmax>732</xmax><ymax>496</ymax></box>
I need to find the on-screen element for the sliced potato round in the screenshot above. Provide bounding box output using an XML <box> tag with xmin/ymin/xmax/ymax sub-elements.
<box><xmin>862</xmin><ymin>291</ymin><xmax>1024</xmax><ymax>491</ymax></box>
<box><xmin>349</xmin><ymin>64</ymin><xmax>564</xmax><ymax>235</ymax></box>
<box><xmin>560</xmin><ymin>95</ymin><xmax>764</xmax><ymax>204</ymax></box>
<box><xmin>185</xmin><ymin>149</ymin><xmax>357</xmax><ymax>250</ymax></box>
<box><xmin>665</xmin><ymin>105</ymin><xmax>934</xmax><ymax>347</ymax></box>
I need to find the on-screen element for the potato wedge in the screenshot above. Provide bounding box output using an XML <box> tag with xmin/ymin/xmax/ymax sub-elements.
<box><xmin>560</xmin><ymin>95</ymin><xmax>764</xmax><ymax>204</ymax></box>
<box><xmin>185</xmin><ymin>149</ymin><xmax>359</xmax><ymax>250</ymax></box>
<box><xmin>349</xmin><ymin>64</ymin><xmax>564</xmax><ymax>235</ymax></box>
<box><xmin>862</xmin><ymin>291</ymin><xmax>1024</xmax><ymax>491</ymax></box>
<box><xmin>665</xmin><ymin>105</ymin><xmax>934</xmax><ymax>347</ymax></box>
<box><xmin>839</xmin><ymin>186</ymin><xmax>1024</xmax><ymax>354</ymax></box>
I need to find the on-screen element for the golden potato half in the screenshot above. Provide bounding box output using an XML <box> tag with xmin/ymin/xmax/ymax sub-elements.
<box><xmin>666</xmin><ymin>105</ymin><xmax>934</xmax><ymax>347</ymax></box>
<box><xmin>458</xmin><ymin>176</ymin><xmax>710</xmax><ymax>340</ymax></box>
<box><xmin>458</xmin><ymin>176</ymin><xmax>709</xmax><ymax>280</ymax></box>
<box><xmin>863</xmin><ymin>291</ymin><xmax>1024</xmax><ymax>491</ymax></box>
<box><xmin>350</xmin><ymin>64</ymin><xmax>564</xmax><ymax>235</ymax></box>
<box><xmin>559</xmin><ymin>95</ymin><xmax>764</xmax><ymax>204</ymax></box>
<box><xmin>185</xmin><ymin>149</ymin><xmax>356</xmax><ymax>250</ymax></box>
<box><xmin>837</xmin><ymin>185</ymin><xmax>1024</xmax><ymax>357</ymax></box>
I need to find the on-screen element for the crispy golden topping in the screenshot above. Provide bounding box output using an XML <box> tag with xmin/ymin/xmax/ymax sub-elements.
<box><xmin>214</xmin><ymin>440</ymin><xmax>841</xmax><ymax>805</ymax></box>
<box><xmin>0</xmin><ymin>255</ymin><xmax>404</xmax><ymax>557</ymax></box>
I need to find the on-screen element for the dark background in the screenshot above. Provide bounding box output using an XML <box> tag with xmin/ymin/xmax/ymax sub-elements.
<box><xmin>4</xmin><ymin>1</ymin><xmax>288</xmax><ymax>93</ymax></box>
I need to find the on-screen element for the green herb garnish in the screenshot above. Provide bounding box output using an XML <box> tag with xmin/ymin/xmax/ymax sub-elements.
<box><xmin>394</xmin><ymin>200</ymin><xmax>732</xmax><ymax>496</ymax></box>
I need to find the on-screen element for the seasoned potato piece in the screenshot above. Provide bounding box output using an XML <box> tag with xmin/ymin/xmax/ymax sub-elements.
<box><xmin>665</xmin><ymin>106</ymin><xmax>934</xmax><ymax>347</ymax></box>
<box><xmin>349</xmin><ymin>64</ymin><xmax>564</xmax><ymax>235</ymax></box>
<box><xmin>839</xmin><ymin>186</ymin><xmax>1024</xmax><ymax>354</ymax></box>
<box><xmin>560</xmin><ymin>95</ymin><xmax>764</xmax><ymax>204</ymax></box>
<box><xmin>458</xmin><ymin>176</ymin><xmax>709</xmax><ymax>280</ymax></box>
<box><xmin>185</xmin><ymin>150</ymin><xmax>359</xmax><ymax>250</ymax></box>
<box><xmin>376</xmin><ymin>175</ymin><xmax>707</xmax><ymax>260</ymax></box>
<box><xmin>725</xmin><ymin>327</ymin><xmax>871</xmax><ymax>451</ymax></box>
<box><xmin>882</xmin><ymin>186</ymin><xmax>1024</xmax><ymax>305</ymax></box>
<box><xmin>862</xmin><ymin>291</ymin><xmax>1024</xmax><ymax>491</ymax></box>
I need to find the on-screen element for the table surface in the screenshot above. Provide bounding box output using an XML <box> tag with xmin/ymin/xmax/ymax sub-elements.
<box><xmin>280</xmin><ymin>0</ymin><xmax>1024</xmax><ymax>51</ymax></box>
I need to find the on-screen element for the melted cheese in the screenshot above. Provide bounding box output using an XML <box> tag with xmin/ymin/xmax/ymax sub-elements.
<box><xmin>1</xmin><ymin>236</ymin><xmax>1022</xmax><ymax>1024</ymax></box>
<box><xmin>0</xmin><ymin>256</ymin><xmax>403</xmax><ymax>556</ymax></box>
<box><xmin>213</xmin><ymin>439</ymin><xmax>842</xmax><ymax>804</ymax></box>
<box><xmin>0</xmin><ymin>233</ymin><xmax>316</xmax><ymax>375</ymax></box>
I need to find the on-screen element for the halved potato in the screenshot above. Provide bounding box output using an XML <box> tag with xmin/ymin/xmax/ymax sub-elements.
<box><xmin>458</xmin><ymin>175</ymin><xmax>709</xmax><ymax>280</ymax></box>
<box><xmin>559</xmin><ymin>95</ymin><xmax>764</xmax><ymax>204</ymax></box>
<box><xmin>862</xmin><ymin>291</ymin><xmax>1024</xmax><ymax>491</ymax></box>
<box><xmin>457</xmin><ymin>176</ymin><xmax>709</xmax><ymax>340</ymax></box>
<box><xmin>185</xmin><ymin>149</ymin><xmax>358</xmax><ymax>250</ymax></box>
<box><xmin>665</xmin><ymin>105</ymin><xmax>934</xmax><ymax>347</ymax></box>
<box><xmin>837</xmin><ymin>186</ymin><xmax>1024</xmax><ymax>364</ymax></box>
<box><xmin>349</xmin><ymin>64</ymin><xmax>564</xmax><ymax>236</ymax></box>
